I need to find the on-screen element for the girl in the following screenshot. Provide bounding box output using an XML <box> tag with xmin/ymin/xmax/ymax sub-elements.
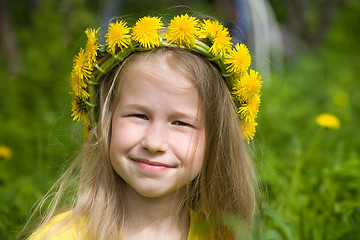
<box><xmin>25</xmin><ymin>14</ymin><xmax>262</xmax><ymax>240</ymax></box>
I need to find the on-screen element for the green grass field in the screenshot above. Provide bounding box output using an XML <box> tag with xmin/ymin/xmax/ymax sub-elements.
<box><xmin>1</xmin><ymin>1</ymin><xmax>359</xmax><ymax>239</ymax></box>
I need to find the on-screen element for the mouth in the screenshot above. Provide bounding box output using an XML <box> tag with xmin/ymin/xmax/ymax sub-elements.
<box><xmin>130</xmin><ymin>157</ymin><xmax>175</xmax><ymax>173</ymax></box>
<box><xmin>132</xmin><ymin>158</ymin><xmax>174</xmax><ymax>168</ymax></box>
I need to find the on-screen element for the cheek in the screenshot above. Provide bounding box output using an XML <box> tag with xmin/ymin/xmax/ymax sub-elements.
<box><xmin>110</xmin><ymin>120</ymin><xmax>141</xmax><ymax>153</ymax></box>
<box><xmin>176</xmin><ymin>131</ymin><xmax>206</xmax><ymax>173</ymax></box>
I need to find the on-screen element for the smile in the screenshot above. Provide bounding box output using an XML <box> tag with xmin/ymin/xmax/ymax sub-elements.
<box><xmin>131</xmin><ymin>158</ymin><xmax>175</xmax><ymax>173</ymax></box>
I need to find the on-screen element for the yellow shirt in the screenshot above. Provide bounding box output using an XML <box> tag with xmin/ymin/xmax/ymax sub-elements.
<box><xmin>28</xmin><ymin>211</ymin><xmax>201</xmax><ymax>240</ymax></box>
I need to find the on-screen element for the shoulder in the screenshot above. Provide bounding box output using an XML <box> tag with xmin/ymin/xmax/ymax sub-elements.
<box><xmin>28</xmin><ymin>211</ymin><xmax>86</xmax><ymax>240</ymax></box>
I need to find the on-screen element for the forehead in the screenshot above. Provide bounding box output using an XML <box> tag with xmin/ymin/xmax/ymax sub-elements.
<box><xmin>121</xmin><ymin>55</ymin><xmax>196</xmax><ymax>92</ymax></box>
<box><xmin>114</xmin><ymin>58</ymin><xmax>204</xmax><ymax>124</ymax></box>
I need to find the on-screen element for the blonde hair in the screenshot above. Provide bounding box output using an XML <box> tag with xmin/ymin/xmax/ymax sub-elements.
<box><xmin>23</xmin><ymin>47</ymin><xmax>257</xmax><ymax>240</ymax></box>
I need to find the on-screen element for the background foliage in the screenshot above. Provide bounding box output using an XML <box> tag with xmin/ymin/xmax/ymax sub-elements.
<box><xmin>0</xmin><ymin>0</ymin><xmax>359</xmax><ymax>239</ymax></box>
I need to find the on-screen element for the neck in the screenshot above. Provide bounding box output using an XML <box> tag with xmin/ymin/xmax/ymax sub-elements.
<box><xmin>124</xmin><ymin>185</ymin><xmax>189</xmax><ymax>240</ymax></box>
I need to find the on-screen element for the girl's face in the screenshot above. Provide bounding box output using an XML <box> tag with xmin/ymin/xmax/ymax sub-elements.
<box><xmin>110</xmin><ymin>57</ymin><xmax>206</xmax><ymax>199</ymax></box>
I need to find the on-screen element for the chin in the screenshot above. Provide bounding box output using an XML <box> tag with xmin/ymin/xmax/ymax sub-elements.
<box><xmin>130</xmin><ymin>183</ymin><xmax>186</xmax><ymax>199</ymax></box>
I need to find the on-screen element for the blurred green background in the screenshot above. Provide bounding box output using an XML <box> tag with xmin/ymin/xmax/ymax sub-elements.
<box><xmin>0</xmin><ymin>0</ymin><xmax>359</xmax><ymax>239</ymax></box>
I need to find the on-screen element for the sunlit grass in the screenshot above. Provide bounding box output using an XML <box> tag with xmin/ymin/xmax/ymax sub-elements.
<box><xmin>1</xmin><ymin>2</ymin><xmax>360</xmax><ymax>239</ymax></box>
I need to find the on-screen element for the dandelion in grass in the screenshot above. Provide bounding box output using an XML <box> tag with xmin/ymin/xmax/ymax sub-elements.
<box><xmin>240</xmin><ymin>120</ymin><xmax>258</xmax><ymax>143</ymax></box>
<box><xmin>0</xmin><ymin>145</ymin><xmax>12</xmax><ymax>160</ymax></box>
<box><xmin>106</xmin><ymin>20</ymin><xmax>130</xmax><ymax>53</ymax></box>
<box><xmin>72</xmin><ymin>48</ymin><xmax>92</xmax><ymax>81</ymax></box>
<box><xmin>132</xmin><ymin>16</ymin><xmax>163</xmax><ymax>48</ymax></box>
<box><xmin>238</xmin><ymin>95</ymin><xmax>261</xmax><ymax>123</ymax></box>
<box><xmin>200</xmin><ymin>19</ymin><xmax>232</xmax><ymax>55</ymax></box>
<box><xmin>71</xmin><ymin>96</ymin><xmax>90</xmax><ymax>126</ymax></box>
<box><xmin>84</xmin><ymin>28</ymin><xmax>99</xmax><ymax>64</ymax></box>
<box><xmin>316</xmin><ymin>113</ymin><xmax>340</xmax><ymax>130</ymax></box>
<box><xmin>233</xmin><ymin>70</ymin><xmax>263</xmax><ymax>101</ymax></box>
<box><xmin>225</xmin><ymin>43</ymin><xmax>251</xmax><ymax>74</ymax></box>
<box><xmin>166</xmin><ymin>14</ymin><xmax>200</xmax><ymax>48</ymax></box>
<box><xmin>70</xmin><ymin>72</ymin><xmax>89</xmax><ymax>100</ymax></box>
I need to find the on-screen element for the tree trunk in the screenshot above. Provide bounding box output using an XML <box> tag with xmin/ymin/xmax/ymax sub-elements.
<box><xmin>0</xmin><ymin>0</ymin><xmax>21</xmax><ymax>75</ymax></box>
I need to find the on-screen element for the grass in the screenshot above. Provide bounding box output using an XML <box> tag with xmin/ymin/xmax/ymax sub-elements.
<box><xmin>0</xmin><ymin>1</ymin><xmax>359</xmax><ymax>239</ymax></box>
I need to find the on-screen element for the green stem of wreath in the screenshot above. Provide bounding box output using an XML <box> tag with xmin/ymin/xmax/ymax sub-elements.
<box><xmin>88</xmin><ymin>77</ymin><xmax>97</xmax><ymax>125</ymax></box>
<box><xmin>86</xmin><ymin>43</ymin><xmax>138</xmax><ymax>126</ymax></box>
<box><xmin>195</xmin><ymin>39</ymin><xmax>233</xmax><ymax>89</ymax></box>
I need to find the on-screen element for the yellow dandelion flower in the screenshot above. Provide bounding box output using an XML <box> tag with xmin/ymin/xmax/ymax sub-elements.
<box><xmin>73</xmin><ymin>48</ymin><xmax>92</xmax><ymax>81</ymax></box>
<box><xmin>132</xmin><ymin>16</ymin><xmax>163</xmax><ymax>48</ymax></box>
<box><xmin>238</xmin><ymin>94</ymin><xmax>261</xmax><ymax>122</ymax></box>
<box><xmin>106</xmin><ymin>20</ymin><xmax>130</xmax><ymax>53</ymax></box>
<box><xmin>0</xmin><ymin>145</ymin><xmax>12</xmax><ymax>160</ymax></box>
<box><xmin>70</xmin><ymin>72</ymin><xmax>89</xmax><ymax>100</ymax></box>
<box><xmin>224</xmin><ymin>43</ymin><xmax>251</xmax><ymax>74</ymax></box>
<box><xmin>81</xmin><ymin>116</ymin><xmax>91</xmax><ymax>130</ymax></box>
<box><xmin>316</xmin><ymin>113</ymin><xmax>340</xmax><ymax>130</ymax></box>
<box><xmin>199</xmin><ymin>19</ymin><xmax>222</xmax><ymax>39</ymax></box>
<box><xmin>71</xmin><ymin>96</ymin><xmax>90</xmax><ymax>126</ymax></box>
<box><xmin>211</xmin><ymin>29</ymin><xmax>232</xmax><ymax>56</ymax></box>
<box><xmin>166</xmin><ymin>14</ymin><xmax>200</xmax><ymax>48</ymax></box>
<box><xmin>240</xmin><ymin>120</ymin><xmax>258</xmax><ymax>143</ymax></box>
<box><xmin>82</xmin><ymin>124</ymin><xmax>91</xmax><ymax>140</ymax></box>
<box><xmin>233</xmin><ymin>70</ymin><xmax>263</xmax><ymax>101</ymax></box>
<box><xmin>200</xmin><ymin>19</ymin><xmax>232</xmax><ymax>55</ymax></box>
<box><xmin>84</xmin><ymin>28</ymin><xmax>99</xmax><ymax>64</ymax></box>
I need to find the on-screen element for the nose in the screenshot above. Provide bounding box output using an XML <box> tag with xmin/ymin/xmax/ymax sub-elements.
<box><xmin>141</xmin><ymin>122</ymin><xmax>168</xmax><ymax>153</ymax></box>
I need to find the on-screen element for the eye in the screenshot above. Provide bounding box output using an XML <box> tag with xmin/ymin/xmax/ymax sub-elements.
<box><xmin>172</xmin><ymin>121</ymin><xmax>193</xmax><ymax>128</ymax></box>
<box><xmin>129</xmin><ymin>114</ymin><xmax>148</xmax><ymax>120</ymax></box>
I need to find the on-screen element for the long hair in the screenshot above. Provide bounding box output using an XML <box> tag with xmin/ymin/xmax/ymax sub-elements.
<box><xmin>24</xmin><ymin>47</ymin><xmax>257</xmax><ymax>240</ymax></box>
<box><xmin>159</xmin><ymin>48</ymin><xmax>257</xmax><ymax>239</ymax></box>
